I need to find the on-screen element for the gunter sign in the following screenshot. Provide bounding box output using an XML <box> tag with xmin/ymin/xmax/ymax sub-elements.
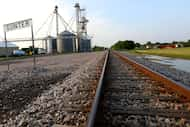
<box><xmin>3</xmin><ymin>18</ymin><xmax>32</xmax><ymax>32</ymax></box>
<box><xmin>3</xmin><ymin>18</ymin><xmax>36</xmax><ymax>69</ymax></box>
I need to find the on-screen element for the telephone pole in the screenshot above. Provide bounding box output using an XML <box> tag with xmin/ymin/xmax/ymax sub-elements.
<box><xmin>75</xmin><ymin>3</ymin><xmax>80</xmax><ymax>52</ymax></box>
<box><xmin>54</xmin><ymin>5</ymin><xmax>59</xmax><ymax>37</ymax></box>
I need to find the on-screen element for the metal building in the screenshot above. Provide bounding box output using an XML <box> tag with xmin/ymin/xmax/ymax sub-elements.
<box><xmin>44</xmin><ymin>36</ymin><xmax>57</xmax><ymax>54</ymax></box>
<box><xmin>79</xmin><ymin>37</ymin><xmax>91</xmax><ymax>52</ymax></box>
<box><xmin>57</xmin><ymin>30</ymin><xmax>76</xmax><ymax>53</ymax></box>
<box><xmin>0</xmin><ymin>42</ymin><xmax>19</xmax><ymax>56</ymax></box>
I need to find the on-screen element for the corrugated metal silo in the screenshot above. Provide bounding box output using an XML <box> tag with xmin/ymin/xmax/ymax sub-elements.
<box><xmin>79</xmin><ymin>38</ymin><xmax>91</xmax><ymax>52</ymax></box>
<box><xmin>57</xmin><ymin>30</ymin><xmax>76</xmax><ymax>53</ymax></box>
<box><xmin>45</xmin><ymin>36</ymin><xmax>57</xmax><ymax>54</ymax></box>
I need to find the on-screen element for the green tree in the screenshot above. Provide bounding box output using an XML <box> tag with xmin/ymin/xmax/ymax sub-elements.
<box><xmin>111</xmin><ymin>40</ymin><xmax>136</xmax><ymax>50</ymax></box>
<box><xmin>155</xmin><ymin>42</ymin><xmax>161</xmax><ymax>45</ymax></box>
<box><xmin>146</xmin><ymin>41</ymin><xmax>152</xmax><ymax>45</ymax></box>
<box><xmin>92</xmin><ymin>46</ymin><xmax>106</xmax><ymax>51</ymax></box>
<box><xmin>135</xmin><ymin>43</ymin><xmax>141</xmax><ymax>48</ymax></box>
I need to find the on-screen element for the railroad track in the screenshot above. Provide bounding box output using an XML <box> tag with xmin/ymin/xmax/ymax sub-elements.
<box><xmin>87</xmin><ymin>51</ymin><xmax>190</xmax><ymax>127</ymax></box>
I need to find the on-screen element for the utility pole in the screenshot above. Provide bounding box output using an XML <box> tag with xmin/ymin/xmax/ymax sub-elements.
<box><xmin>31</xmin><ymin>21</ymin><xmax>36</xmax><ymax>69</ymax></box>
<box><xmin>4</xmin><ymin>31</ymin><xmax>9</xmax><ymax>71</ymax></box>
<box><xmin>54</xmin><ymin>5</ymin><xmax>59</xmax><ymax>54</ymax></box>
<box><xmin>54</xmin><ymin>5</ymin><xmax>59</xmax><ymax>37</ymax></box>
<box><xmin>75</xmin><ymin>3</ymin><xmax>80</xmax><ymax>52</ymax></box>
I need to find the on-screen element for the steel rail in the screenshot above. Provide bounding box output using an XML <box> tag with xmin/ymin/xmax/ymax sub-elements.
<box><xmin>113</xmin><ymin>51</ymin><xmax>190</xmax><ymax>101</ymax></box>
<box><xmin>87</xmin><ymin>50</ymin><xmax>109</xmax><ymax>127</ymax></box>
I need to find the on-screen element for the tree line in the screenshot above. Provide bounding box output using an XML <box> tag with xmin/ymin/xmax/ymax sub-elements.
<box><xmin>111</xmin><ymin>39</ymin><xmax>190</xmax><ymax>50</ymax></box>
<box><xmin>92</xmin><ymin>39</ymin><xmax>190</xmax><ymax>51</ymax></box>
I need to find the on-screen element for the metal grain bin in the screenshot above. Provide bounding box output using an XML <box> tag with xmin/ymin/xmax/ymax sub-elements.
<box><xmin>45</xmin><ymin>36</ymin><xmax>57</xmax><ymax>54</ymax></box>
<box><xmin>57</xmin><ymin>30</ymin><xmax>76</xmax><ymax>53</ymax></box>
<box><xmin>79</xmin><ymin>38</ymin><xmax>91</xmax><ymax>52</ymax></box>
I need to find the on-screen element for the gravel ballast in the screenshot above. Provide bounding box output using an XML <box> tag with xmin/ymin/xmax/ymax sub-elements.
<box><xmin>0</xmin><ymin>52</ymin><xmax>104</xmax><ymax>91</ymax></box>
<box><xmin>1</xmin><ymin>51</ymin><xmax>106</xmax><ymax>127</ymax></box>
<box><xmin>120</xmin><ymin>52</ymin><xmax>190</xmax><ymax>87</ymax></box>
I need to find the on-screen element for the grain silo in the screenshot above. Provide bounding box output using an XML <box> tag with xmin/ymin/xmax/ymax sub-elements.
<box><xmin>79</xmin><ymin>37</ymin><xmax>91</xmax><ymax>52</ymax></box>
<box><xmin>44</xmin><ymin>36</ymin><xmax>57</xmax><ymax>54</ymax></box>
<box><xmin>57</xmin><ymin>30</ymin><xmax>76</xmax><ymax>53</ymax></box>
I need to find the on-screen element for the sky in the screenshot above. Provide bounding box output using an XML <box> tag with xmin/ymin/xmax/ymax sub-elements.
<box><xmin>0</xmin><ymin>0</ymin><xmax>190</xmax><ymax>47</ymax></box>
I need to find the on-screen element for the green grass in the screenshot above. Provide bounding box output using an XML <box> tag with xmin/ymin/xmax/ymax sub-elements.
<box><xmin>0</xmin><ymin>56</ymin><xmax>33</xmax><ymax>61</ymax></box>
<box><xmin>134</xmin><ymin>47</ymin><xmax>190</xmax><ymax>59</ymax></box>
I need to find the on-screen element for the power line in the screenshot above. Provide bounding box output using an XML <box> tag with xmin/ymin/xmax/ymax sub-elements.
<box><xmin>58</xmin><ymin>14</ymin><xmax>67</xmax><ymax>30</ymax></box>
<box><xmin>58</xmin><ymin>14</ymin><xmax>76</xmax><ymax>33</ymax></box>
<box><xmin>47</xmin><ymin>14</ymin><xmax>55</xmax><ymax>36</ymax></box>
<box><xmin>35</xmin><ymin>13</ymin><xmax>54</xmax><ymax>37</ymax></box>
<box><xmin>69</xmin><ymin>15</ymin><xmax>75</xmax><ymax>28</ymax></box>
<box><xmin>0</xmin><ymin>35</ymin><xmax>4</xmax><ymax>41</ymax></box>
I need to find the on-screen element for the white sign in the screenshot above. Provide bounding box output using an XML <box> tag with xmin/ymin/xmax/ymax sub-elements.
<box><xmin>4</xmin><ymin>18</ymin><xmax>32</xmax><ymax>32</ymax></box>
